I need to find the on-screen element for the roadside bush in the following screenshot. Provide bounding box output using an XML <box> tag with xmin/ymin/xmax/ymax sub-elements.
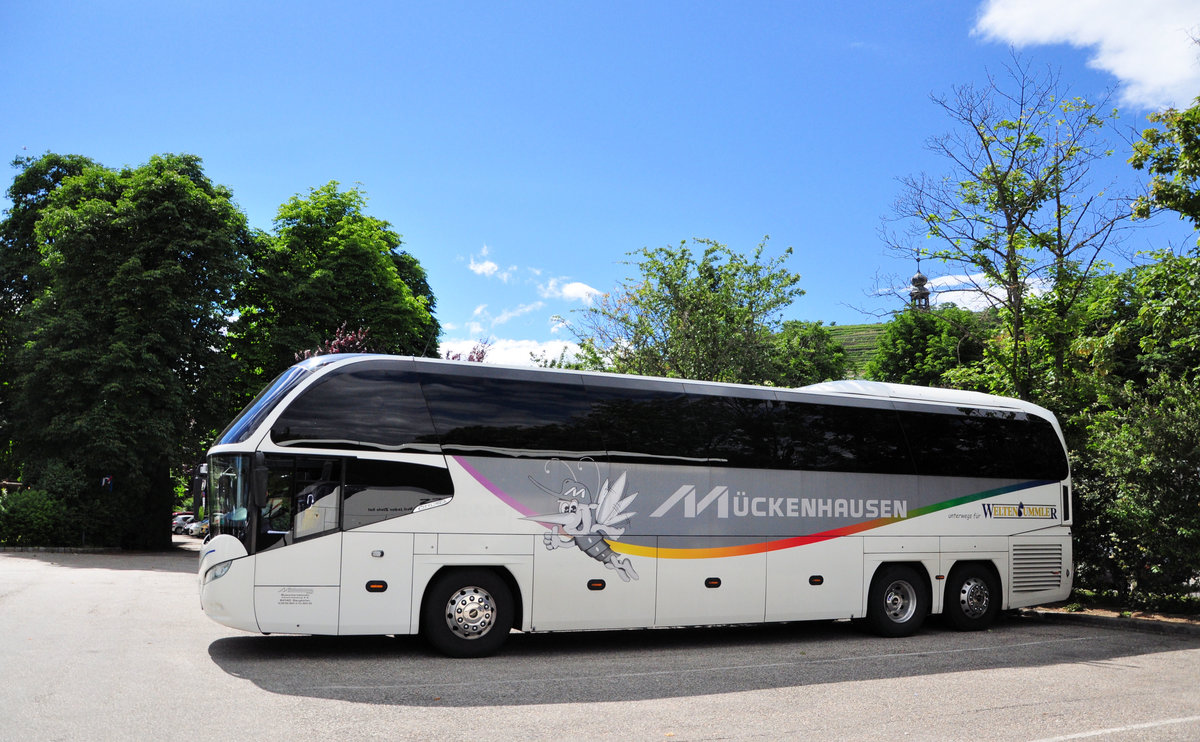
<box><xmin>0</xmin><ymin>489</ymin><xmax>70</xmax><ymax>547</ymax></box>
<box><xmin>1129</xmin><ymin>592</ymin><xmax>1200</xmax><ymax>614</ymax></box>
<box><xmin>1069</xmin><ymin>588</ymin><xmax>1200</xmax><ymax>615</ymax></box>
<box><xmin>1071</xmin><ymin>376</ymin><xmax>1200</xmax><ymax>602</ymax></box>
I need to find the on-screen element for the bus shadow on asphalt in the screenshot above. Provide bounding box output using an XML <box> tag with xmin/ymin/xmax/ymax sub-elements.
<box><xmin>206</xmin><ymin>614</ymin><xmax>1200</xmax><ymax>707</ymax></box>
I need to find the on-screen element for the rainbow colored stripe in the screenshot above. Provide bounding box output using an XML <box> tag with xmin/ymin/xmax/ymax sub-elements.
<box><xmin>611</xmin><ymin>480</ymin><xmax>1054</xmax><ymax>559</ymax></box>
<box><xmin>454</xmin><ymin>456</ymin><xmax>1054</xmax><ymax>560</ymax></box>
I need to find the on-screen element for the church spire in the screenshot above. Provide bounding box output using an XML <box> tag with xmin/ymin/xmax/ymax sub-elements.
<box><xmin>909</xmin><ymin>260</ymin><xmax>930</xmax><ymax>311</ymax></box>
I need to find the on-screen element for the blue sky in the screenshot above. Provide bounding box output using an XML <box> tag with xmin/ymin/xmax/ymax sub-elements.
<box><xmin>3</xmin><ymin>1</ymin><xmax>1198</xmax><ymax>364</ymax></box>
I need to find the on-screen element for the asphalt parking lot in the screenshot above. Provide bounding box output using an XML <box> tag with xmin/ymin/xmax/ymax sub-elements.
<box><xmin>2</xmin><ymin>540</ymin><xmax>1200</xmax><ymax>741</ymax></box>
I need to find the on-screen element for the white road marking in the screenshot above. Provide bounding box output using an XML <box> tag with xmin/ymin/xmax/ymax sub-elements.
<box><xmin>1030</xmin><ymin>715</ymin><xmax>1200</xmax><ymax>741</ymax></box>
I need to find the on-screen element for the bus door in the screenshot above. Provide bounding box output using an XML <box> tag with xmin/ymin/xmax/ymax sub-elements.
<box><xmin>253</xmin><ymin>456</ymin><xmax>344</xmax><ymax>634</ymax></box>
<box><xmin>338</xmin><ymin>455</ymin><xmax>454</xmax><ymax>635</ymax></box>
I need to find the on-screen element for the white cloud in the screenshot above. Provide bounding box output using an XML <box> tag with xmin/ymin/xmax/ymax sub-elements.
<box><xmin>930</xmin><ymin>287</ymin><xmax>1004</xmax><ymax>313</ymax></box>
<box><xmin>468</xmin><ymin>254</ymin><xmax>499</xmax><ymax>278</ymax></box>
<box><xmin>561</xmin><ymin>282</ymin><xmax>602</xmax><ymax>303</ymax></box>
<box><xmin>492</xmin><ymin>302</ymin><xmax>545</xmax><ymax>326</ymax></box>
<box><xmin>439</xmin><ymin>338</ymin><xmax>581</xmax><ymax>367</ymax></box>
<box><xmin>923</xmin><ymin>273</ymin><xmax>1005</xmax><ymax>311</ymax></box>
<box><xmin>906</xmin><ymin>272</ymin><xmax>1051</xmax><ymax>312</ymax></box>
<box><xmin>539</xmin><ymin>277</ymin><xmax>603</xmax><ymax>304</ymax></box>
<box><xmin>466</xmin><ymin>244</ymin><xmax>517</xmax><ymax>281</ymax></box>
<box><xmin>461</xmin><ymin>301</ymin><xmax>548</xmax><ymax>332</ymax></box>
<box><xmin>974</xmin><ymin>0</ymin><xmax>1200</xmax><ymax>109</ymax></box>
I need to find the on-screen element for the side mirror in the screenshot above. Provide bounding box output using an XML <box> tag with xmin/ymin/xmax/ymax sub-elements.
<box><xmin>252</xmin><ymin>452</ymin><xmax>269</xmax><ymax>508</ymax></box>
<box><xmin>190</xmin><ymin>463</ymin><xmax>207</xmax><ymax>500</ymax></box>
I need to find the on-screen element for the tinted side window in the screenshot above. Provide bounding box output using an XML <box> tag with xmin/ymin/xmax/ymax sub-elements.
<box><xmin>271</xmin><ymin>363</ymin><xmax>438</xmax><ymax>452</ymax></box>
<box><xmin>899</xmin><ymin>407</ymin><xmax>1068</xmax><ymax>480</ymax></box>
<box><xmin>775</xmin><ymin>399</ymin><xmax>914</xmax><ymax>474</ymax></box>
<box><xmin>686</xmin><ymin>389</ymin><xmax>780</xmax><ymax>469</ymax></box>
<box><xmin>420</xmin><ymin>371</ymin><xmax>603</xmax><ymax>456</ymax></box>
<box><xmin>342</xmin><ymin>458</ymin><xmax>454</xmax><ymax>529</ymax></box>
<box><xmin>257</xmin><ymin>457</ymin><xmax>342</xmax><ymax>553</ymax></box>
<box><xmin>584</xmin><ymin>381</ymin><xmax>708</xmax><ymax>463</ymax></box>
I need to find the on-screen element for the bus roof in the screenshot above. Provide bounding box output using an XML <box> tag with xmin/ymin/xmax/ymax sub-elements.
<box><xmin>318</xmin><ymin>354</ymin><xmax>1054</xmax><ymax>420</ymax></box>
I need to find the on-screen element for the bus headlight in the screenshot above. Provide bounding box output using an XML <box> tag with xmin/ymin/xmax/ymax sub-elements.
<box><xmin>204</xmin><ymin>559</ymin><xmax>233</xmax><ymax>585</ymax></box>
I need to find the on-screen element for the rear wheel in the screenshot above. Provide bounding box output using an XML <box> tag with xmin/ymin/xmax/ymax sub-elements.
<box><xmin>866</xmin><ymin>565</ymin><xmax>928</xmax><ymax>637</ymax></box>
<box><xmin>421</xmin><ymin>569</ymin><xmax>514</xmax><ymax>657</ymax></box>
<box><xmin>944</xmin><ymin>564</ymin><xmax>1000</xmax><ymax>631</ymax></box>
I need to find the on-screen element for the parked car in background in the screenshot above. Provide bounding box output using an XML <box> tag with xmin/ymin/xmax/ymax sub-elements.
<box><xmin>171</xmin><ymin>514</ymin><xmax>195</xmax><ymax>534</ymax></box>
<box><xmin>186</xmin><ymin>518</ymin><xmax>209</xmax><ymax>537</ymax></box>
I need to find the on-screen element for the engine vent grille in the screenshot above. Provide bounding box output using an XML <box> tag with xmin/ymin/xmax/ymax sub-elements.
<box><xmin>1011</xmin><ymin>543</ymin><xmax>1064</xmax><ymax>593</ymax></box>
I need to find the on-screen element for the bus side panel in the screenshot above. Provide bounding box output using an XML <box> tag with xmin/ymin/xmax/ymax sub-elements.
<box><xmin>254</xmin><ymin>534</ymin><xmax>343</xmax><ymax>634</ymax></box>
<box><xmin>411</xmin><ymin>548</ymin><xmax>536</xmax><ymax>634</ymax></box>
<box><xmin>1008</xmin><ymin>533</ymin><xmax>1073</xmax><ymax>608</ymax></box>
<box><xmin>862</xmin><ymin>543</ymin><xmax>941</xmax><ymax>616</ymax></box>
<box><xmin>338</xmin><ymin>532</ymin><xmax>415</xmax><ymax>635</ymax></box>
<box><xmin>875</xmin><ymin>479</ymin><xmax>1064</xmax><ymax>538</ymax></box>
<box><xmin>655</xmin><ymin>548</ymin><xmax>766</xmax><ymax>626</ymax></box>
<box><xmin>765</xmin><ymin>537</ymin><xmax>863</xmax><ymax>622</ymax></box>
<box><xmin>529</xmin><ymin>540</ymin><xmax>657</xmax><ymax>631</ymax></box>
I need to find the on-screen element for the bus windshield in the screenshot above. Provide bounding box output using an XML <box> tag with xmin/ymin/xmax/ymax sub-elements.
<box><xmin>215</xmin><ymin>355</ymin><xmax>349</xmax><ymax>446</ymax></box>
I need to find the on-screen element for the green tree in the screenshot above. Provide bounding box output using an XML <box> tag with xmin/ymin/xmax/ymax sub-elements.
<box><xmin>6</xmin><ymin>153</ymin><xmax>250</xmax><ymax>547</ymax></box>
<box><xmin>0</xmin><ymin>154</ymin><xmax>98</xmax><ymax>315</ymax></box>
<box><xmin>1073</xmin><ymin>251</ymin><xmax>1200</xmax><ymax>385</ymax></box>
<box><xmin>890</xmin><ymin>55</ymin><xmax>1126</xmax><ymax>400</ymax></box>
<box><xmin>391</xmin><ymin>248</ymin><xmax>439</xmax><ymax>343</ymax></box>
<box><xmin>767</xmin><ymin>320</ymin><xmax>848</xmax><ymax>386</ymax></box>
<box><xmin>0</xmin><ymin>154</ymin><xmax>98</xmax><ymax>483</ymax></box>
<box><xmin>564</xmin><ymin>237</ymin><xmax>805</xmax><ymax>383</ymax></box>
<box><xmin>231</xmin><ymin>182</ymin><xmax>439</xmax><ymax>397</ymax></box>
<box><xmin>1131</xmin><ymin>95</ymin><xmax>1200</xmax><ymax>227</ymax></box>
<box><xmin>864</xmin><ymin>304</ymin><xmax>989</xmax><ymax>387</ymax></box>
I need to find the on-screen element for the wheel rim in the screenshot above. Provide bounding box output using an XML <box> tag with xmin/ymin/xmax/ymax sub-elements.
<box><xmin>958</xmin><ymin>576</ymin><xmax>991</xmax><ymax>619</ymax></box>
<box><xmin>444</xmin><ymin>586</ymin><xmax>497</xmax><ymax>640</ymax></box>
<box><xmin>883</xmin><ymin>579</ymin><xmax>917</xmax><ymax>623</ymax></box>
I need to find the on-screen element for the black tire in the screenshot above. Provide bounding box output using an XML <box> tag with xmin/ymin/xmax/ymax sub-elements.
<box><xmin>421</xmin><ymin>569</ymin><xmax>514</xmax><ymax>658</ymax></box>
<box><xmin>943</xmin><ymin>564</ymin><xmax>1001</xmax><ymax>631</ymax></box>
<box><xmin>866</xmin><ymin>565</ymin><xmax>928</xmax><ymax>637</ymax></box>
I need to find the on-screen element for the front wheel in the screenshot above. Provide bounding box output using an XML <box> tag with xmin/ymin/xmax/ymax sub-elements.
<box><xmin>943</xmin><ymin>564</ymin><xmax>1000</xmax><ymax>631</ymax></box>
<box><xmin>421</xmin><ymin>569</ymin><xmax>514</xmax><ymax>658</ymax></box>
<box><xmin>865</xmin><ymin>565</ymin><xmax>928</xmax><ymax>637</ymax></box>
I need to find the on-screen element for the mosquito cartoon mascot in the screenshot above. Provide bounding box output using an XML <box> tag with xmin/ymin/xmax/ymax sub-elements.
<box><xmin>525</xmin><ymin>463</ymin><xmax>639</xmax><ymax>582</ymax></box>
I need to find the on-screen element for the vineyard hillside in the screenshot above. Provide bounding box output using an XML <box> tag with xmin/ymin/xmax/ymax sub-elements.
<box><xmin>827</xmin><ymin>323</ymin><xmax>884</xmax><ymax>377</ymax></box>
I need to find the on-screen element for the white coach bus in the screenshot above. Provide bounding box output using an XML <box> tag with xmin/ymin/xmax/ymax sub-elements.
<box><xmin>199</xmin><ymin>354</ymin><xmax>1072</xmax><ymax>656</ymax></box>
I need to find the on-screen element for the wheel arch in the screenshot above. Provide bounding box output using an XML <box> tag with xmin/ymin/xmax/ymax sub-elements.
<box><xmin>865</xmin><ymin>560</ymin><xmax>933</xmax><ymax>616</ymax></box>
<box><xmin>418</xmin><ymin>564</ymin><xmax>526</xmax><ymax>633</ymax></box>
<box><xmin>943</xmin><ymin>558</ymin><xmax>1004</xmax><ymax>612</ymax></box>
